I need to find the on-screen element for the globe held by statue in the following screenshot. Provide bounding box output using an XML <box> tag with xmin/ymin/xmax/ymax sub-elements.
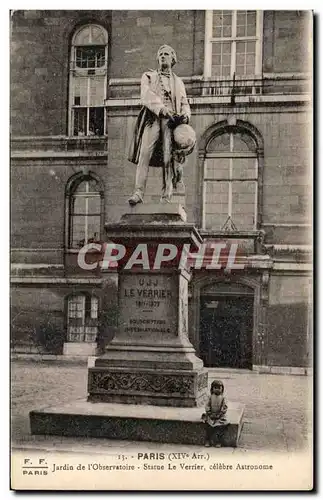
<box><xmin>173</xmin><ymin>123</ymin><xmax>196</xmax><ymax>156</ymax></box>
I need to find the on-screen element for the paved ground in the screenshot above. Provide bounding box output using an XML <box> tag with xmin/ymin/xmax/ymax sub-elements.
<box><xmin>11</xmin><ymin>358</ymin><xmax>313</xmax><ymax>454</ymax></box>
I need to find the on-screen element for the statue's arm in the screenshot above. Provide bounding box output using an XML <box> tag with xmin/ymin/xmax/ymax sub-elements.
<box><xmin>140</xmin><ymin>72</ymin><xmax>165</xmax><ymax>117</ymax></box>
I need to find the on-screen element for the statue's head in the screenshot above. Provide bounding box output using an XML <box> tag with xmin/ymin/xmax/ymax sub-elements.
<box><xmin>156</xmin><ymin>44</ymin><xmax>177</xmax><ymax>68</ymax></box>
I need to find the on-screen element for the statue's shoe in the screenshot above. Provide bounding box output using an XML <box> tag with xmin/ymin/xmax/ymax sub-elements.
<box><xmin>160</xmin><ymin>196</ymin><xmax>171</xmax><ymax>203</ymax></box>
<box><xmin>128</xmin><ymin>193</ymin><xmax>143</xmax><ymax>206</ymax></box>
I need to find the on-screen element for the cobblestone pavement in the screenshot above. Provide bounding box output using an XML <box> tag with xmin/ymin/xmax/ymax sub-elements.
<box><xmin>11</xmin><ymin>359</ymin><xmax>313</xmax><ymax>454</ymax></box>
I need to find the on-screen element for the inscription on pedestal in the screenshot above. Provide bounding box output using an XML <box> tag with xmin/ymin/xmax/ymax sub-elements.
<box><xmin>119</xmin><ymin>274</ymin><xmax>177</xmax><ymax>339</ymax></box>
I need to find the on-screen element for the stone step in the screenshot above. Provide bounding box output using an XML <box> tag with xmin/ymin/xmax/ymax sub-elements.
<box><xmin>30</xmin><ymin>400</ymin><xmax>244</xmax><ymax>447</ymax></box>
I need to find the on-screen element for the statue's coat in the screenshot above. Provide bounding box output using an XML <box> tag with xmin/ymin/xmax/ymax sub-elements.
<box><xmin>128</xmin><ymin>70</ymin><xmax>191</xmax><ymax>167</ymax></box>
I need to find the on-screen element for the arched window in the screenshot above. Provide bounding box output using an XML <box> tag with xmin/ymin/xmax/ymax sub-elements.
<box><xmin>69</xmin><ymin>24</ymin><xmax>108</xmax><ymax>136</ymax></box>
<box><xmin>66</xmin><ymin>173</ymin><xmax>104</xmax><ymax>249</ymax></box>
<box><xmin>202</xmin><ymin>128</ymin><xmax>259</xmax><ymax>231</ymax></box>
<box><xmin>67</xmin><ymin>293</ymin><xmax>99</xmax><ymax>343</ymax></box>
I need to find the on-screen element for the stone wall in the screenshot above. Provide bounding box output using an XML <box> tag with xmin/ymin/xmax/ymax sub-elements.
<box><xmin>109</xmin><ymin>10</ymin><xmax>204</xmax><ymax>79</ymax></box>
<box><xmin>266</xmin><ymin>274</ymin><xmax>311</xmax><ymax>367</ymax></box>
<box><xmin>263</xmin><ymin>11</ymin><xmax>312</xmax><ymax>74</ymax></box>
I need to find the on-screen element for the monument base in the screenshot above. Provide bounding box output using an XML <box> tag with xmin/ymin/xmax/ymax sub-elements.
<box><xmin>123</xmin><ymin>202</ymin><xmax>187</xmax><ymax>223</ymax></box>
<box><xmin>30</xmin><ymin>400</ymin><xmax>244</xmax><ymax>447</ymax></box>
<box><xmin>88</xmin><ymin>366</ymin><xmax>207</xmax><ymax>407</ymax></box>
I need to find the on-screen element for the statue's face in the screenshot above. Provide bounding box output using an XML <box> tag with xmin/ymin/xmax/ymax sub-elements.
<box><xmin>157</xmin><ymin>48</ymin><xmax>172</xmax><ymax>69</ymax></box>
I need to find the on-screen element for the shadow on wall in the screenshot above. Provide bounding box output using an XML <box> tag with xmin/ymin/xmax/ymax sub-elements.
<box><xmin>11</xmin><ymin>304</ymin><xmax>119</xmax><ymax>356</ymax></box>
<box><xmin>96</xmin><ymin>304</ymin><xmax>119</xmax><ymax>354</ymax></box>
<box><xmin>36</xmin><ymin>317</ymin><xmax>65</xmax><ymax>354</ymax></box>
<box><xmin>95</xmin><ymin>278</ymin><xmax>119</xmax><ymax>354</ymax></box>
<box><xmin>11</xmin><ymin>310</ymin><xmax>65</xmax><ymax>354</ymax></box>
<box><xmin>267</xmin><ymin>302</ymin><xmax>310</xmax><ymax>367</ymax></box>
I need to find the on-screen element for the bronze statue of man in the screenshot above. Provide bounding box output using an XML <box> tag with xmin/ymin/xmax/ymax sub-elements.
<box><xmin>128</xmin><ymin>44</ymin><xmax>194</xmax><ymax>205</ymax></box>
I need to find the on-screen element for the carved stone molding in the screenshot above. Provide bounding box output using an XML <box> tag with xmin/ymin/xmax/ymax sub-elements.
<box><xmin>90</xmin><ymin>371</ymin><xmax>194</xmax><ymax>396</ymax></box>
<box><xmin>256</xmin><ymin>229</ymin><xmax>267</xmax><ymax>255</ymax></box>
<box><xmin>261</xmin><ymin>270</ymin><xmax>270</xmax><ymax>303</ymax></box>
<box><xmin>197</xmin><ymin>372</ymin><xmax>208</xmax><ymax>392</ymax></box>
<box><xmin>88</xmin><ymin>369</ymin><xmax>208</xmax><ymax>407</ymax></box>
<box><xmin>264</xmin><ymin>244</ymin><xmax>312</xmax><ymax>262</ymax></box>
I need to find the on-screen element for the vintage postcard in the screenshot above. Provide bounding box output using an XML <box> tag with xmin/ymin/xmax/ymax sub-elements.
<box><xmin>10</xmin><ymin>8</ymin><xmax>313</xmax><ymax>491</ymax></box>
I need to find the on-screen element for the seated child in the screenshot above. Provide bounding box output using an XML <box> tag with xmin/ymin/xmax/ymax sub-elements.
<box><xmin>201</xmin><ymin>379</ymin><xmax>228</xmax><ymax>447</ymax></box>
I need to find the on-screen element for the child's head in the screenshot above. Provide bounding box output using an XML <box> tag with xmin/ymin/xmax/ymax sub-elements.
<box><xmin>210</xmin><ymin>380</ymin><xmax>224</xmax><ymax>395</ymax></box>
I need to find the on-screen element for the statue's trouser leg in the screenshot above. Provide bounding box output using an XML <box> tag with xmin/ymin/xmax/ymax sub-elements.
<box><xmin>134</xmin><ymin>121</ymin><xmax>160</xmax><ymax>199</ymax></box>
<box><xmin>161</xmin><ymin>119</ymin><xmax>173</xmax><ymax>201</ymax></box>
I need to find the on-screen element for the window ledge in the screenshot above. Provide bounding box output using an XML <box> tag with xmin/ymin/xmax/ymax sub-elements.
<box><xmin>200</xmin><ymin>229</ymin><xmax>263</xmax><ymax>239</ymax></box>
<box><xmin>65</xmin><ymin>248</ymin><xmax>103</xmax><ymax>254</ymax></box>
<box><xmin>11</xmin><ymin>150</ymin><xmax>108</xmax><ymax>159</ymax></box>
<box><xmin>10</xmin><ymin>136</ymin><xmax>108</xmax><ymax>155</ymax></box>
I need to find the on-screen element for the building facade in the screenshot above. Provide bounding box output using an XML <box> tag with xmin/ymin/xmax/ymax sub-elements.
<box><xmin>10</xmin><ymin>10</ymin><xmax>312</xmax><ymax>373</ymax></box>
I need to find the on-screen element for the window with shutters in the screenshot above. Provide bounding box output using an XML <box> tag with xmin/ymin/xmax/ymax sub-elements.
<box><xmin>202</xmin><ymin>129</ymin><xmax>259</xmax><ymax>231</ymax></box>
<box><xmin>204</xmin><ymin>11</ymin><xmax>263</xmax><ymax>78</ymax></box>
<box><xmin>67</xmin><ymin>294</ymin><xmax>99</xmax><ymax>342</ymax></box>
<box><xmin>69</xmin><ymin>24</ymin><xmax>108</xmax><ymax>136</ymax></box>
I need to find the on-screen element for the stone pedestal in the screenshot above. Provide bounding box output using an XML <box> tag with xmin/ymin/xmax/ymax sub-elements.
<box><xmin>88</xmin><ymin>204</ymin><xmax>208</xmax><ymax>407</ymax></box>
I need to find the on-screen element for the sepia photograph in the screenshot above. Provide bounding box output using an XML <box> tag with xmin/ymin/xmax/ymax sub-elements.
<box><xmin>10</xmin><ymin>8</ymin><xmax>313</xmax><ymax>491</ymax></box>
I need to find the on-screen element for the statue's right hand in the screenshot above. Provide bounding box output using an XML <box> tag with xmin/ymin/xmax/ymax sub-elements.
<box><xmin>160</xmin><ymin>108</ymin><xmax>174</xmax><ymax>120</ymax></box>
